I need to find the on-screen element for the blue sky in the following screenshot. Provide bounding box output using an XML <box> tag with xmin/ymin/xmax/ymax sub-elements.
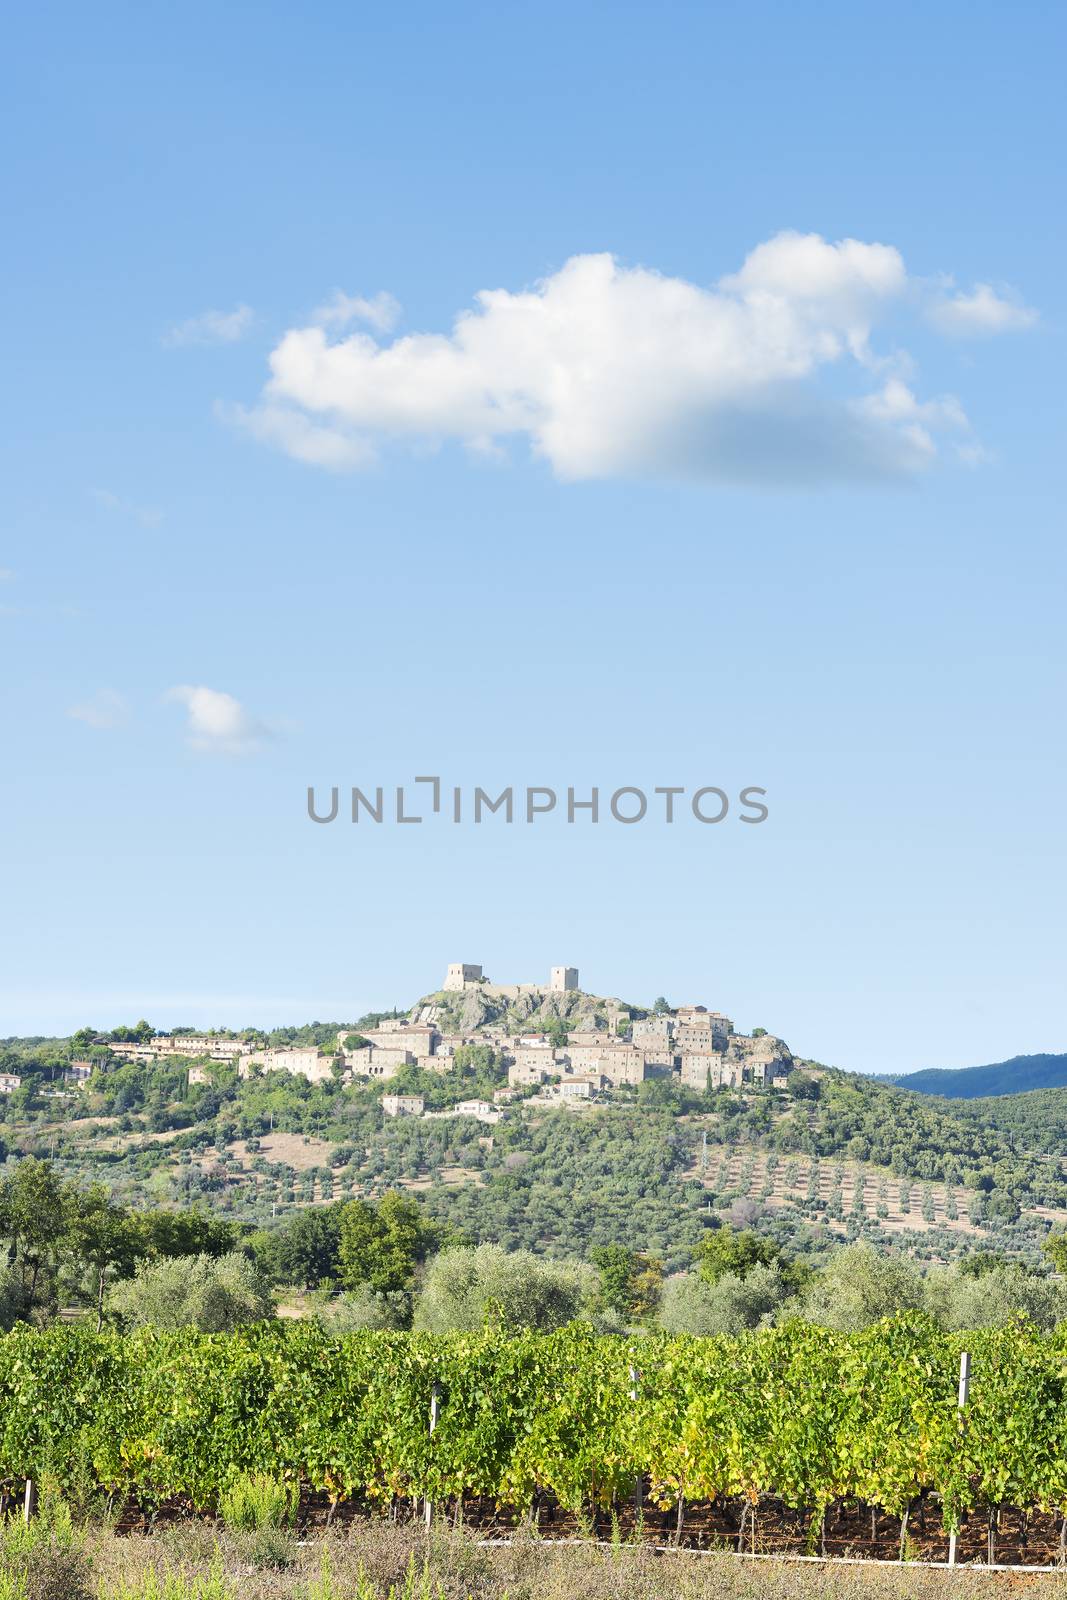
<box><xmin>1</xmin><ymin>1</ymin><xmax>1063</xmax><ymax>1073</ymax></box>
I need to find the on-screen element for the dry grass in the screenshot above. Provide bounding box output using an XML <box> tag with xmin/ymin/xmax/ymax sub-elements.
<box><xmin>228</xmin><ymin>1133</ymin><xmax>336</xmax><ymax>1173</ymax></box>
<box><xmin>76</xmin><ymin>1522</ymin><xmax>1067</xmax><ymax>1599</ymax></box>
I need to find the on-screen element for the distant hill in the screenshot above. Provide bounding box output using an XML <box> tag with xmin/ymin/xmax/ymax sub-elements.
<box><xmin>891</xmin><ymin>1053</ymin><xmax>1067</xmax><ymax>1100</ymax></box>
<box><xmin>7</xmin><ymin>1017</ymin><xmax>1067</xmax><ymax>1263</ymax></box>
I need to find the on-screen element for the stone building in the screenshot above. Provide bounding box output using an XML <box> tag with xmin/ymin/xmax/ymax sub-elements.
<box><xmin>675</xmin><ymin>1020</ymin><xmax>731</xmax><ymax>1054</ymax></box>
<box><xmin>443</xmin><ymin>963</ymin><xmax>484</xmax><ymax>991</ymax></box>
<box><xmin>382</xmin><ymin>1093</ymin><xmax>425</xmax><ymax>1117</ymax></box>
<box><xmin>414</xmin><ymin>1053</ymin><xmax>453</xmax><ymax>1075</ymax></box>
<box><xmin>423</xmin><ymin>1098</ymin><xmax>501</xmax><ymax>1125</ymax></box>
<box><xmin>508</xmin><ymin>1059</ymin><xmax>549</xmax><ymax>1087</ymax></box>
<box><xmin>678</xmin><ymin>1036</ymin><xmax>792</xmax><ymax>1091</ymax></box>
<box><xmin>565</xmin><ymin>1044</ymin><xmax>649</xmax><ymax>1086</ymax></box>
<box><xmin>632</xmin><ymin>1016</ymin><xmax>673</xmax><ymax>1042</ymax></box>
<box><xmin>0</xmin><ymin>1073</ymin><xmax>21</xmax><ymax>1094</ymax></box>
<box><xmin>238</xmin><ymin>1047</ymin><xmax>335</xmax><ymax>1085</ymax></box>
<box><xmin>344</xmin><ymin>1046</ymin><xmax>415</xmax><ymax>1080</ymax></box>
<box><xmin>679</xmin><ymin>1054</ymin><xmax>744</xmax><ymax>1090</ymax></box>
<box><xmin>510</xmin><ymin>1045</ymin><xmax>561</xmax><ymax>1072</ymax></box>
<box><xmin>555</xmin><ymin>1074</ymin><xmax>605</xmax><ymax>1099</ymax></box>
<box><xmin>633</xmin><ymin>1008</ymin><xmax>734</xmax><ymax>1054</ymax></box>
<box><xmin>433</xmin><ymin>1036</ymin><xmax>465</xmax><ymax>1056</ymax></box>
<box><xmin>679</xmin><ymin>1054</ymin><xmax>713</xmax><ymax>1090</ymax></box>
<box><xmin>362</xmin><ymin>1024</ymin><xmax>437</xmax><ymax>1055</ymax></box>
<box><xmin>109</xmin><ymin>1035</ymin><xmax>247</xmax><ymax>1062</ymax></box>
<box><xmin>444</xmin><ymin>962</ymin><xmax>577</xmax><ymax>996</ymax></box>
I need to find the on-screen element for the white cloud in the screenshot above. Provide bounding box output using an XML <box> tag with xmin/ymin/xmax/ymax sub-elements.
<box><xmin>928</xmin><ymin>283</ymin><xmax>1038</xmax><ymax>337</ymax></box>
<box><xmin>90</xmin><ymin>488</ymin><xmax>163</xmax><ymax>529</ymax></box>
<box><xmin>68</xmin><ymin>689</ymin><xmax>129</xmax><ymax>730</ymax></box>
<box><xmin>165</xmin><ymin>685</ymin><xmax>270</xmax><ymax>754</ymax></box>
<box><xmin>229</xmin><ymin>233</ymin><xmax>1028</xmax><ymax>485</ymax></box>
<box><xmin>311</xmin><ymin>289</ymin><xmax>401</xmax><ymax>333</ymax></box>
<box><xmin>0</xmin><ymin>567</ymin><xmax>13</xmax><ymax>581</ymax></box>
<box><xmin>163</xmin><ymin>305</ymin><xmax>255</xmax><ymax>348</ymax></box>
<box><xmin>219</xmin><ymin>400</ymin><xmax>375</xmax><ymax>470</ymax></box>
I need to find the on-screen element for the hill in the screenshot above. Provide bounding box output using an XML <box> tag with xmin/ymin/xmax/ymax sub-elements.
<box><xmin>948</xmin><ymin>1082</ymin><xmax>1067</xmax><ymax>1155</ymax></box>
<box><xmin>6</xmin><ymin>1008</ymin><xmax>1067</xmax><ymax>1270</ymax></box>
<box><xmin>888</xmin><ymin>1052</ymin><xmax>1067</xmax><ymax>1099</ymax></box>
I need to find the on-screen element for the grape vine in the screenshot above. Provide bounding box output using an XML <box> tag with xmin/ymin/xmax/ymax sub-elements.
<box><xmin>1</xmin><ymin>1317</ymin><xmax>1066</xmax><ymax>1534</ymax></box>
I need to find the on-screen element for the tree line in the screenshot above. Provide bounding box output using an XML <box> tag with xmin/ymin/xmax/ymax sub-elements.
<box><xmin>8</xmin><ymin>1156</ymin><xmax>1067</xmax><ymax>1343</ymax></box>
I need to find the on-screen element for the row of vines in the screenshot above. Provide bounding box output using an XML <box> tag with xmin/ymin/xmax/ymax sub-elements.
<box><xmin>1</xmin><ymin>1316</ymin><xmax>1065</xmax><ymax>1535</ymax></box>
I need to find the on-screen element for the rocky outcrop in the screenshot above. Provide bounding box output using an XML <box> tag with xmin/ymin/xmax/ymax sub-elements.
<box><xmin>725</xmin><ymin>1032</ymin><xmax>794</xmax><ymax>1074</ymax></box>
<box><xmin>410</xmin><ymin>986</ymin><xmax>793</xmax><ymax>1077</ymax></box>
<box><xmin>412</xmin><ymin>985</ymin><xmax>633</xmax><ymax>1036</ymax></box>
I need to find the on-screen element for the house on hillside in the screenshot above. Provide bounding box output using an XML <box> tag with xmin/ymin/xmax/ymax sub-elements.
<box><xmin>238</xmin><ymin>1047</ymin><xmax>335</xmax><ymax>1085</ymax></box>
<box><xmin>382</xmin><ymin>1093</ymin><xmax>425</xmax><ymax>1117</ymax></box>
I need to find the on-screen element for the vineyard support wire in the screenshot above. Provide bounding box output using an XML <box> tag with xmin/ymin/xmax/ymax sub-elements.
<box><xmin>339</xmin><ymin>1340</ymin><xmax>974</xmax><ymax>1558</ymax></box>
<box><xmin>470</xmin><ymin>1536</ymin><xmax>1067</xmax><ymax>1574</ymax></box>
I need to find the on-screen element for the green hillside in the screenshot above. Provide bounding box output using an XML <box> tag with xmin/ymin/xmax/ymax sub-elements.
<box><xmin>886</xmin><ymin>1052</ymin><xmax>1067</xmax><ymax>1099</ymax></box>
<box><xmin>4</xmin><ymin>1022</ymin><xmax>1067</xmax><ymax>1270</ymax></box>
<box><xmin>949</xmin><ymin>1082</ymin><xmax>1067</xmax><ymax>1154</ymax></box>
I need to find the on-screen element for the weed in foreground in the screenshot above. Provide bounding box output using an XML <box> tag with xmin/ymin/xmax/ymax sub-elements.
<box><xmin>218</xmin><ymin>1474</ymin><xmax>297</xmax><ymax>1533</ymax></box>
<box><xmin>105</xmin><ymin>1556</ymin><xmax>233</xmax><ymax>1600</ymax></box>
<box><xmin>0</xmin><ymin>1489</ymin><xmax>93</xmax><ymax>1600</ymax></box>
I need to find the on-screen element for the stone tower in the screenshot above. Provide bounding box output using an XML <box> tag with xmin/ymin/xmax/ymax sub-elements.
<box><xmin>549</xmin><ymin>966</ymin><xmax>579</xmax><ymax>992</ymax></box>
<box><xmin>444</xmin><ymin>963</ymin><xmax>483</xmax><ymax>992</ymax></box>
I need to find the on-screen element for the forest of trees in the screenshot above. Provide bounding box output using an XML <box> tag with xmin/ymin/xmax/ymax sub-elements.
<box><xmin>7</xmin><ymin>1155</ymin><xmax>1067</xmax><ymax>1344</ymax></box>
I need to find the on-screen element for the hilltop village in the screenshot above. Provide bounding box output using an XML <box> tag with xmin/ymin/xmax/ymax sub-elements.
<box><xmin>46</xmin><ymin>962</ymin><xmax>796</xmax><ymax>1125</ymax></box>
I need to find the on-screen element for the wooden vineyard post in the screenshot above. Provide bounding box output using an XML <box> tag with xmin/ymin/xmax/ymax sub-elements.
<box><xmin>23</xmin><ymin>1479</ymin><xmax>36</xmax><ymax>1523</ymax></box>
<box><xmin>424</xmin><ymin>1381</ymin><xmax>441</xmax><ymax>1530</ymax></box>
<box><xmin>947</xmin><ymin>1351</ymin><xmax>971</xmax><ymax>1568</ymax></box>
<box><xmin>629</xmin><ymin>1364</ymin><xmax>643</xmax><ymax>1530</ymax></box>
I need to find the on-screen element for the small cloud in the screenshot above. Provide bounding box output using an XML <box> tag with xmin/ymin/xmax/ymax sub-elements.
<box><xmin>163</xmin><ymin>305</ymin><xmax>255</xmax><ymax>348</ymax></box>
<box><xmin>90</xmin><ymin>488</ymin><xmax>163</xmax><ymax>529</ymax></box>
<box><xmin>857</xmin><ymin>377</ymin><xmax>968</xmax><ymax>431</ymax></box>
<box><xmin>165</xmin><ymin>684</ymin><xmax>270</xmax><ymax>754</ymax></box>
<box><xmin>0</xmin><ymin>567</ymin><xmax>13</xmax><ymax>581</ymax></box>
<box><xmin>311</xmin><ymin>290</ymin><xmax>401</xmax><ymax>333</ymax></box>
<box><xmin>928</xmin><ymin>283</ymin><xmax>1038</xmax><ymax>337</ymax></box>
<box><xmin>956</xmin><ymin>441</ymin><xmax>993</xmax><ymax>468</ymax></box>
<box><xmin>850</xmin><ymin>379</ymin><xmax>970</xmax><ymax>471</ymax></box>
<box><xmin>219</xmin><ymin>401</ymin><xmax>377</xmax><ymax>471</ymax></box>
<box><xmin>68</xmin><ymin>689</ymin><xmax>129</xmax><ymax>730</ymax></box>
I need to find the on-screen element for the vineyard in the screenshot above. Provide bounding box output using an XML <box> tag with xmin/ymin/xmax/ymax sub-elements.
<box><xmin>3</xmin><ymin>1318</ymin><xmax>1067</xmax><ymax>1565</ymax></box>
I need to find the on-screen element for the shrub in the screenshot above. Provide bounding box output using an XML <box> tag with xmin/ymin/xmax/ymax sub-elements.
<box><xmin>229</xmin><ymin>1526</ymin><xmax>296</xmax><ymax>1571</ymax></box>
<box><xmin>107</xmin><ymin>1559</ymin><xmax>233</xmax><ymax>1599</ymax></box>
<box><xmin>218</xmin><ymin>1473</ymin><xmax>296</xmax><ymax>1532</ymax></box>
<box><xmin>108</xmin><ymin>1253</ymin><xmax>272</xmax><ymax>1333</ymax></box>
<box><xmin>659</xmin><ymin>1264</ymin><xmax>789</xmax><ymax>1335</ymax></box>
<box><xmin>0</xmin><ymin>1495</ymin><xmax>92</xmax><ymax>1600</ymax></box>
<box><xmin>314</xmin><ymin>1288</ymin><xmax>410</xmax><ymax>1332</ymax></box>
<box><xmin>414</xmin><ymin>1244</ymin><xmax>596</xmax><ymax>1333</ymax></box>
